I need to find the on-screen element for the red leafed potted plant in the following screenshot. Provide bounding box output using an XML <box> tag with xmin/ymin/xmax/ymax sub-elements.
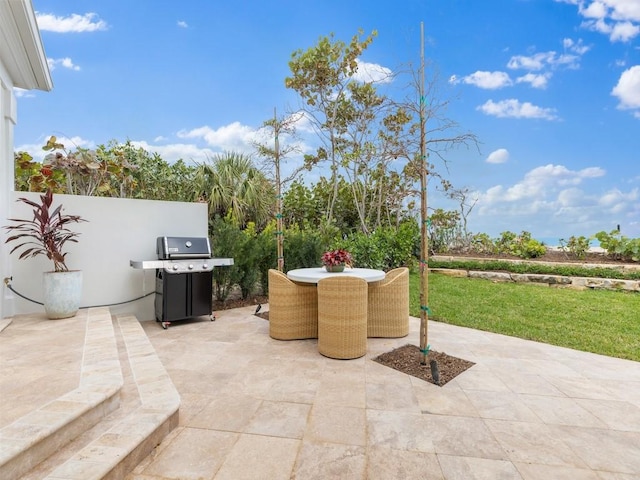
<box><xmin>4</xmin><ymin>188</ymin><xmax>87</xmax><ymax>319</ymax></box>
<box><xmin>321</xmin><ymin>249</ymin><xmax>353</xmax><ymax>272</ymax></box>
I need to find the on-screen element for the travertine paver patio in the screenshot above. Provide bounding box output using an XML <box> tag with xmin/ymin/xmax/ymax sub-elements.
<box><xmin>2</xmin><ymin>305</ymin><xmax>640</xmax><ymax>479</ymax></box>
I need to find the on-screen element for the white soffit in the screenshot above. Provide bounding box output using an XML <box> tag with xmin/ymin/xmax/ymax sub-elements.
<box><xmin>0</xmin><ymin>0</ymin><xmax>52</xmax><ymax>91</ymax></box>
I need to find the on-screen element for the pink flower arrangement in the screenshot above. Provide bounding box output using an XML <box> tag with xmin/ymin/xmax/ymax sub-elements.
<box><xmin>321</xmin><ymin>249</ymin><xmax>353</xmax><ymax>267</ymax></box>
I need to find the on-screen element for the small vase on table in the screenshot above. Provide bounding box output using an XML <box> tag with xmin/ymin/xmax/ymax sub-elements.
<box><xmin>325</xmin><ymin>264</ymin><xmax>345</xmax><ymax>273</ymax></box>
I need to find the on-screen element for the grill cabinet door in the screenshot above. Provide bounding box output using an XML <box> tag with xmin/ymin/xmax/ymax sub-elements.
<box><xmin>190</xmin><ymin>271</ymin><xmax>214</xmax><ymax>317</ymax></box>
<box><xmin>155</xmin><ymin>270</ymin><xmax>188</xmax><ymax>322</ymax></box>
<box><xmin>155</xmin><ymin>270</ymin><xmax>213</xmax><ymax>322</ymax></box>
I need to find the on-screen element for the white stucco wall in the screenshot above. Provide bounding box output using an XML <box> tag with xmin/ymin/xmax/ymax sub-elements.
<box><xmin>1</xmin><ymin>57</ymin><xmax>18</xmax><ymax>322</ymax></box>
<box><xmin>0</xmin><ymin>0</ymin><xmax>53</xmax><ymax>320</ymax></box>
<box><xmin>4</xmin><ymin>193</ymin><xmax>209</xmax><ymax>321</ymax></box>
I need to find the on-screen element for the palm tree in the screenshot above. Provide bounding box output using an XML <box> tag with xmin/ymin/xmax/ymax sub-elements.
<box><xmin>195</xmin><ymin>152</ymin><xmax>274</xmax><ymax>228</ymax></box>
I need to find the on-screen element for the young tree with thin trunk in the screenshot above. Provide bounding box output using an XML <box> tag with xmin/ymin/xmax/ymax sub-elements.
<box><xmin>253</xmin><ymin>109</ymin><xmax>306</xmax><ymax>271</ymax></box>
<box><xmin>388</xmin><ymin>26</ymin><xmax>479</xmax><ymax>364</ymax></box>
<box><xmin>447</xmin><ymin>186</ymin><xmax>479</xmax><ymax>249</ymax></box>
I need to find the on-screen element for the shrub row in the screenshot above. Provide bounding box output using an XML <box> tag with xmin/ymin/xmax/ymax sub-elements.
<box><xmin>445</xmin><ymin>229</ymin><xmax>639</xmax><ymax>262</ymax></box>
<box><xmin>209</xmin><ymin>217</ymin><xmax>420</xmax><ymax>301</ymax></box>
<box><xmin>210</xmin><ymin>218</ymin><xmax>639</xmax><ymax>302</ymax></box>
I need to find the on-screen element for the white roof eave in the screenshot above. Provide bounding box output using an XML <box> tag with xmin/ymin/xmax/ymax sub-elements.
<box><xmin>0</xmin><ymin>0</ymin><xmax>52</xmax><ymax>91</ymax></box>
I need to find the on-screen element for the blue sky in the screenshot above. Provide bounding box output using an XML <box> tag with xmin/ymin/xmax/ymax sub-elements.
<box><xmin>14</xmin><ymin>0</ymin><xmax>640</xmax><ymax>244</ymax></box>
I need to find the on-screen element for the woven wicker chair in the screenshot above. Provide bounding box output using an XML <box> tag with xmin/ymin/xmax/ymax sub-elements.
<box><xmin>367</xmin><ymin>267</ymin><xmax>410</xmax><ymax>338</ymax></box>
<box><xmin>317</xmin><ymin>276</ymin><xmax>368</xmax><ymax>359</ymax></box>
<box><xmin>267</xmin><ymin>269</ymin><xmax>318</xmax><ymax>340</ymax></box>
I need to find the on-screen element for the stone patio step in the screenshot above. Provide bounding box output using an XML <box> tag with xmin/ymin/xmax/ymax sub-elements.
<box><xmin>0</xmin><ymin>308</ymin><xmax>179</xmax><ymax>480</ymax></box>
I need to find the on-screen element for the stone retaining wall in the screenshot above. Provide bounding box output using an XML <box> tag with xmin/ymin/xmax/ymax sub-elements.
<box><xmin>431</xmin><ymin>268</ymin><xmax>640</xmax><ymax>292</ymax></box>
<box><xmin>431</xmin><ymin>255</ymin><xmax>640</xmax><ymax>273</ymax></box>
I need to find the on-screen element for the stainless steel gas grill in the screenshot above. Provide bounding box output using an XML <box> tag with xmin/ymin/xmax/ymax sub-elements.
<box><xmin>130</xmin><ymin>236</ymin><xmax>233</xmax><ymax>329</ymax></box>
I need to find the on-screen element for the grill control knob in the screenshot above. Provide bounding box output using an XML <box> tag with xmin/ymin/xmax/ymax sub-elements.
<box><xmin>172</xmin><ymin>264</ymin><xmax>179</xmax><ymax>271</ymax></box>
<box><xmin>188</xmin><ymin>264</ymin><xmax>194</xmax><ymax>270</ymax></box>
<box><xmin>202</xmin><ymin>263</ymin><xmax>209</xmax><ymax>269</ymax></box>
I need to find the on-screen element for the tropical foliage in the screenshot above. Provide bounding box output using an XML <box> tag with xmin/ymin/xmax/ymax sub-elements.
<box><xmin>4</xmin><ymin>189</ymin><xmax>86</xmax><ymax>272</ymax></box>
<box><xmin>321</xmin><ymin>249</ymin><xmax>353</xmax><ymax>267</ymax></box>
<box><xmin>15</xmin><ymin>137</ymin><xmax>198</xmax><ymax>202</ymax></box>
<box><xmin>593</xmin><ymin>229</ymin><xmax>640</xmax><ymax>262</ymax></box>
<box><xmin>194</xmin><ymin>152</ymin><xmax>274</xmax><ymax>229</ymax></box>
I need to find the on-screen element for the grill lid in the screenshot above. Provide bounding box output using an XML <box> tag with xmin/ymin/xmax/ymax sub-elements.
<box><xmin>156</xmin><ymin>236</ymin><xmax>212</xmax><ymax>259</ymax></box>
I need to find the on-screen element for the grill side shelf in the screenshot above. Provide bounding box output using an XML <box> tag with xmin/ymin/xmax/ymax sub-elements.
<box><xmin>210</xmin><ymin>258</ymin><xmax>234</xmax><ymax>266</ymax></box>
<box><xmin>130</xmin><ymin>258</ymin><xmax>234</xmax><ymax>270</ymax></box>
<box><xmin>130</xmin><ymin>260</ymin><xmax>164</xmax><ymax>270</ymax></box>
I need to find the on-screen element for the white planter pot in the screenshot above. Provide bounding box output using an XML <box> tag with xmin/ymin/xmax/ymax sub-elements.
<box><xmin>42</xmin><ymin>271</ymin><xmax>83</xmax><ymax>319</ymax></box>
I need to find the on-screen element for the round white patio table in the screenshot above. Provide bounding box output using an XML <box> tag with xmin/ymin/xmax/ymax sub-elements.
<box><xmin>286</xmin><ymin>267</ymin><xmax>385</xmax><ymax>284</ymax></box>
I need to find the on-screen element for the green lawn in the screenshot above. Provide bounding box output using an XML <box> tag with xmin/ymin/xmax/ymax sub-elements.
<box><xmin>409</xmin><ymin>272</ymin><xmax>640</xmax><ymax>361</ymax></box>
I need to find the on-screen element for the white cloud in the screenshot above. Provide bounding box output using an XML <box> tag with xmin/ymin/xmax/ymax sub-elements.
<box><xmin>598</xmin><ymin>187</ymin><xmax>639</xmax><ymax>215</ymax></box>
<box><xmin>289</xmin><ymin>111</ymin><xmax>314</xmax><ymax>133</ymax></box>
<box><xmin>18</xmin><ymin>135</ymin><xmax>220</xmax><ymax>166</ymax></box>
<box><xmin>477</xmin><ymin>99</ymin><xmax>558</xmax><ymax>120</ymax></box>
<box><xmin>130</xmin><ymin>141</ymin><xmax>215</xmax><ymax>164</ymax></box>
<box><xmin>17</xmin><ymin>132</ymin><xmax>255</xmax><ymax>166</ymax></box>
<box><xmin>580</xmin><ymin>1</ymin><xmax>608</xmax><ymax>19</ymax></box>
<box><xmin>450</xmin><ymin>71</ymin><xmax>512</xmax><ymax>89</ymax></box>
<box><xmin>611</xmin><ymin>65</ymin><xmax>640</xmax><ymax>117</ymax></box>
<box><xmin>177</xmin><ymin>122</ymin><xmax>260</xmax><ymax>152</ymax></box>
<box><xmin>467</xmin><ymin>162</ymin><xmax>637</xmax><ymax>239</ymax></box>
<box><xmin>558</xmin><ymin>0</ymin><xmax>640</xmax><ymax>42</ymax></box>
<box><xmin>15</xmin><ymin>136</ymin><xmax>95</xmax><ymax>162</ymax></box>
<box><xmin>587</xmin><ymin>17</ymin><xmax>640</xmax><ymax>42</ymax></box>
<box><xmin>353</xmin><ymin>59</ymin><xmax>393</xmax><ymax>84</ymax></box>
<box><xmin>563</xmin><ymin>37</ymin><xmax>591</xmax><ymax>55</ymax></box>
<box><xmin>584</xmin><ymin>0</ymin><xmax>640</xmax><ymax>22</ymax></box>
<box><xmin>41</xmin><ymin>136</ymin><xmax>94</xmax><ymax>152</ymax></box>
<box><xmin>507</xmin><ymin>52</ymin><xmax>553</xmax><ymax>71</ymax></box>
<box><xmin>516</xmin><ymin>73</ymin><xmax>551</xmax><ymax>89</ymax></box>
<box><xmin>177</xmin><ymin>20</ymin><xmax>188</xmax><ymax>28</ymax></box>
<box><xmin>284</xmin><ymin>110</ymin><xmax>328</xmax><ymax>141</ymax></box>
<box><xmin>36</xmin><ymin>12</ymin><xmax>108</xmax><ymax>33</ymax></box>
<box><xmin>507</xmin><ymin>51</ymin><xmax>582</xmax><ymax>71</ymax></box>
<box><xmin>454</xmin><ymin>39</ymin><xmax>586</xmax><ymax>94</ymax></box>
<box><xmin>584</xmin><ymin>17</ymin><xmax>613</xmax><ymax>35</ymax></box>
<box><xmin>610</xmin><ymin>21</ymin><xmax>640</xmax><ymax>42</ymax></box>
<box><xmin>557</xmin><ymin>187</ymin><xmax>584</xmax><ymax>206</ymax></box>
<box><xmin>486</xmin><ymin>148</ymin><xmax>510</xmax><ymax>164</ymax></box>
<box><xmin>47</xmin><ymin>57</ymin><xmax>80</xmax><ymax>71</ymax></box>
<box><xmin>479</xmin><ymin>164</ymin><xmax>605</xmax><ymax>204</ymax></box>
<box><xmin>13</xmin><ymin>87</ymin><xmax>34</xmax><ymax>98</ymax></box>
<box><xmin>171</xmin><ymin>118</ymin><xmax>315</xmax><ymax>164</ymax></box>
